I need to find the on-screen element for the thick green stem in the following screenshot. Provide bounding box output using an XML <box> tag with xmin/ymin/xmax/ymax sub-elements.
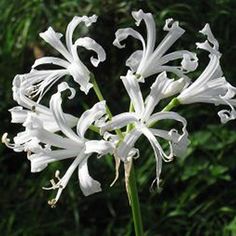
<box><xmin>128</xmin><ymin>164</ymin><xmax>144</xmax><ymax>236</ymax></box>
<box><xmin>126</xmin><ymin>103</ymin><xmax>144</xmax><ymax>236</ymax></box>
<box><xmin>91</xmin><ymin>75</ymin><xmax>144</xmax><ymax>236</ymax></box>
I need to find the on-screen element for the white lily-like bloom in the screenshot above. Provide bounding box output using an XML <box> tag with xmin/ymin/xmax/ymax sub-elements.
<box><xmin>3</xmin><ymin>82</ymin><xmax>114</xmax><ymax>206</ymax></box>
<box><xmin>28</xmin><ymin>14</ymin><xmax>106</xmax><ymax>98</ymax></box>
<box><xmin>113</xmin><ymin>9</ymin><xmax>198</xmax><ymax>81</ymax></box>
<box><xmin>10</xmin><ymin>73</ymin><xmax>77</xmax><ymax>132</ymax></box>
<box><xmin>101</xmin><ymin>70</ymin><xmax>189</xmax><ymax>186</ymax></box>
<box><xmin>178</xmin><ymin>24</ymin><xmax>236</xmax><ymax>123</ymax></box>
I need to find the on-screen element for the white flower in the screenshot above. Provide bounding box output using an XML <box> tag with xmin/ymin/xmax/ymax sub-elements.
<box><xmin>178</xmin><ymin>24</ymin><xmax>236</xmax><ymax>123</ymax></box>
<box><xmin>3</xmin><ymin>82</ymin><xmax>114</xmax><ymax>206</ymax></box>
<box><xmin>10</xmin><ymin>74</ymin><xmax>77</xmax><ymax>132</ymax></box>
<box><xmin>28</xmin><ymin>14</ymin><xmax>106</xmax><ymax>98</ymax></box>
<box><xmin>113</xmin><ymin>9</ymin><xmax>198</xmax><ymax>81</ymax></box>
<box><xmin>101</xmin><ymin>71</ymin><xmax>188</xmax><ymax>186</ymax></box>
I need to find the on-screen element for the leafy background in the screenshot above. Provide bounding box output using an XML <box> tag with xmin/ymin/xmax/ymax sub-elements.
<box><xmin>1</xmin><ymin>0</ymin><xmax>236</xmax><ymax>235</ymax></box>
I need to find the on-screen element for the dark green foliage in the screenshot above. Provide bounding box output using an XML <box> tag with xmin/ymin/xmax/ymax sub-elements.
<box><xmin>1</xmin><ymin>0</ymin><xmax>236</xmax><ymax>235</ymax></box>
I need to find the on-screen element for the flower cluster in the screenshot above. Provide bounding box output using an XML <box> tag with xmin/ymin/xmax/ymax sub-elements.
<box><xmin>3</xmin><ymin>9</ymin><xmax>236</xmax><ymax>206</ymax></box>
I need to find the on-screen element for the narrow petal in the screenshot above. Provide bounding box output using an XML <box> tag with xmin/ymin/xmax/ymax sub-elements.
<box><xmin>100</xmin><ymin>112</ymin><xmax>139</xmax><ymax>134</ymax></box>
<box><xmin>143</xmin><ymin>72</ymin><xmax>172</xmax><ymax>120</ymax></box>
<box><xmin>74</xmin><ymin>37</ymin><xmax>106</xmax><ymax>67</ymax></box>
<box><xmin>150</xmin><ymin>128</ymin><xmax>189</xmax><ymax>157</ymax></box>
<box><xmin>132</xmin><ymin>9</ymin><xmax>156</xmax><ymax>60</ymax></box>
<box><xmin>29</xmin><ymin>149</ymin><xmax>79</xmax><ymax>172</ymax></box>
<box><xmin>177</xmin><ymin>25</ymin><xmax>225</xmax><ymax>106</ymax></box>
<box><xmin>32</xmin><ymin>57</ymin><xmax>70</xmax><ymax>69</ymax></box>
<box><xmin>67</xmin><ymin>52</ymin><xmax>93</xmax><ymax>94</ymax></box>
<box><xmin>77</xmin><ymin>101</ymin><xmax>106</xmax><ymax>137</ymax></box>
<box><xmin>218</xmin><ymin>108</ymin><xmax>236</xmax><ymax>124</ymax></box>
<box><xmin>28</xmin><ymin>122</ymin><xmax>80</xmax><ymax>150</ymax></box>
<box><xmin>66</xmin><ymin>15</ymin><xmax>97</xmax><ymax>54</ymax></box>
<box><xmin>113</xmin><ymin>28</ymin><xmax>146</xmax><ymax>50</ymax></box>
<box><xmin>144</xmin><ymin>72</ymin><xmax>188</xmax><ymax>120</ymax></box>
<box><xmin>121</xmin><ymin>70</ymin><xmax>144</xmax><ymax>115</ymax></box>
<box><xmin>50</xmin><ymin>82</ymin><xmax>83</xmax><ymax>144</ymax></box>
<box><xmin>159</xmin><ymin>50</ymin><xmax>197</xmax><ymax>67</ymax></box>
<box><xmin>78</xmin><ymin>156</ymin><xmax>101</xmax><ymax>196</ymax></box>
<box><xmin>40</xmin><ymin>27</ymin><xmax>72</xmax><ymax>61</ymax></box>
<box><xmin>85</xmin><ymin>140</ymin><xmax>114</xmax><ymax>155</ymax></box>
<box><xmin>199</xmin><ymin>23</ymin><xmax>219</xmax><ymax>51</ymax></box>
<box><xmin>140</xmin><ymin>127</ymin><xmax>164</xmax><ymax>187</ymax></box>
<box><xmin>116</xmin><ymin>128</ymin><xmax>142</xmax><ymax>162</ymax></box>
<box><xmin>25</xmin><ymin>69</ymin><xmax>68</xmax><ymax>102</ymax></box>
<box><xmin>147</xmin><ymin>111</ymin><xmax>187</xmax><ymax>129</ymax></box>
<box><xmin>141</xmin><ymin>126</ymin><xmax>173</xmax><ymax>162</ymax></box>
<box><xmin>218</xmin><ymin>96</ymin><xmax>236</xmax><ymax>123</ymax></box>
<box><xmin>126</xmin><ymin>50</ymin><xmax>143</xmax><ymax>72</ymax></box>
<box><xmin>12</xmin><ymin>74</ymin><xmax>53</xmax><ymax>113</ymax></box>
<box><xmin>139</xmin><ymin>18</ymin><xmax>185</xmax><ymax>76</ymax></box>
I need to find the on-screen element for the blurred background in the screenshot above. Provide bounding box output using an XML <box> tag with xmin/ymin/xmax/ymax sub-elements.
<box><xmin>1</xmin><ymin>0</ymin><xmax>236</xmax><ymax>235</ymax></box>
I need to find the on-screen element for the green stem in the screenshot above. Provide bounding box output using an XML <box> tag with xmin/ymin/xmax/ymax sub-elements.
<box><xmin>128</xmin><ymin>164</ymin><xmax>144</xmax><ymax>236</ymax></box>
<box><xmin>162</xmin><ymin>97</ymin><xmax>180</xmax><ymax>112</ymax></box>
<box><xmin>149</xmin><ymin>97</ymin><xmax>181</xmax><ymax>128</ymax></box>
<box><xmin>91</xmin><ymin>74</ymin><xmax>144</xmax><ymax>236</ymax></box>
<box><xmin>126</xmin><ymin>103</ymin><xmax>144</xmax><ymax>236</ymax></box>
<box><xmin>90</xmin><ymin>74</ymin><xmax>123</xmax><ymax>139</ymax></box>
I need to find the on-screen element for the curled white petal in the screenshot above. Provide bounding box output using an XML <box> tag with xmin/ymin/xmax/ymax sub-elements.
<box><xmin>181</xmin><ymin>53</ymin><xmax>198</xmax><ymax>72</ymax></box>
<box><xmin>50</xmin><ymin>82</ymin><xmax>83</xmax><ymax>143</ymax></box>
<box><xmin>140</xmin><ymin>127</ymin><xmax>164</xmax><ymax>187</ymax></box>
<box><xmin>75</xmin><ymin>37</ymin><xmax>106</xmax><ymax>67</ymax></box>
<box><xmin>35</xmin><ymin>15</ymin><xmax>104</xmax><ymax>96</ymax></box>
<box><xmin>116</xmin><ymin>128</ymin><xmax>142</xmax><ymax>162</ymax></box>
<box><xmin>114</xmin><ymin>10</ymin><xmax>196</xmax><ymax>80</ymax></box>
<box><xmin>132</xmin><ymin>9</ymin><xmax>156</xmax><ymax>57</ymax></box>
<box><xmin>113</xmin><ymin>28</ymin><xmax>145</xmax><ymax>49</ymax></box>
<box><xmin>178</xmin><ymin>25</ymin><xmax>222</xmax><ymax>106</ymax></box>
<box><xmin>199</xmin><ymin>23</ymin><xmax>219</xmax><ymax>51</ymax></box>
<box><xmin>66</xmin><ymin>15</ymin><xmax>97</xmax><ymax>54</ymax></box>
<box><xmin>77</xmin><ymin>101</ymin><xmax>106</xmax><ymax>137</ymax></box>
<box><xmin>78</xmin><ymin>157</ymin><xmax>101</xmax><ymax>196</ymax></box>
<box><xmin>67</xmin><ymin>59</ymin><xmax>93</xmax><ymax>94</ymax></box>
<box><xmin>147</xmin><ymin>111</ymin><xmax>187</xmax><ymax>128</ymax></box>
<box><xmin>141</xmin><ymin>126</ymin><xmax>173</xmax><ymax>162</ymax></box>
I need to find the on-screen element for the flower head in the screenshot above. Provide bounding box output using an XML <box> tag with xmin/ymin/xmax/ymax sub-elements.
<box><xmin>28</xmin><ymin>15</ymin><xmax>106</xmax><ymax>98</ymax></box>
<box><xmin>178</xmin><ymin>24</ymin><xmax>236</xmax><ymax>123</ymax></box>
<box><xmin>101</xmin><ymin>71</ymin><xmax>189</xmax><ymax>186</ymax></box>
<box><xmin>113</xmin><ymin>9</ymin><xmax>198</xmax><ymax>81</ymax></box>
<box><xmin>3</xmin><ymin>82</ymin><xmax>114</xmax><ymax>206</ymax></box>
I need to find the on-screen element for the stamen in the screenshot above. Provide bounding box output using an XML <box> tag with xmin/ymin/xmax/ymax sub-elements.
<box><xmin>55</xmin><ymin>170</ymin><xmax>61</xmax><ymax>180</ymax></box>
<box><xmin>2</xmin><ymin>133</ymin><xmax>20</xmax><ymax>150</ymax></box>
<box><xmin>2</xmin><ymin>133</ymin><xmax>9</xmax><ymax>144</ymax></box>
<box><xmin>48</xmin><ymin>198</ymin><xmax>57</xmax><ymax>208</ymax></box>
